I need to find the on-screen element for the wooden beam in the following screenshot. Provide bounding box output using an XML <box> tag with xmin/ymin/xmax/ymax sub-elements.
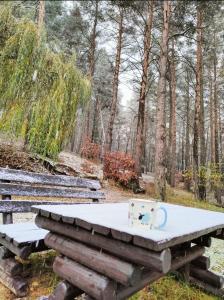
<box><xmin>0</xmin><ymin>267</ymin><xmax>27</xmax><ymax>296</ymax></box>
<box><xmin>0</xmin><ymin>200</ymin><xmax>82</xmax><ymax>213</ymax></box>
<box><xmin>53</xmin><ymin>256</ymin><xmax>117</xmax><ymax>300</ymax></box>
<box><xmin>117</xmin><ymin>245</ymin><xmax>205</xmax><ymax>299</ymax></box>
<box><xmin>0</xmin><ymin>183</ymin><xmax>105</xmax><ymax>200</ymax></box>
<box><xmin>190</xmin><ymin>265</ymin><xmax>224</xmax><ymax>289</ymax></box>
<box><xmin>0</xmin><ymin>246</ymin><xmax>15</xmax><ymax>259</ymax></box>
<box><xmin>192</xmin><ymin>236</ymin><xmax>212</xmax><ymax>247</ymax></box>
<box><xmin>36</xmin><ymin>216</ymin><xmax>171</xmax><ymax>273</ymax></box>
<box><xmin>191</xmin><ymin>256</ymin><xmax>210</xmax><ymax>270</ymax></box>
<box><xmin>190</xmin><ymin>276</ymin><xmax>224</xmax><ymax>298</ymax></box>
<box><xmin>0</xmin><ymin>257</ymin><xmax>23</xmax><ymax>277</ymax></box>
<box><xmin>48</xmin><ymin>280</ymin><xmax>83</xmax><ymax>300</ymax></box>
<box><xmin>0</xmin><ymin>167</ymin><xmax>101</xmax><ymax>190</ymax></box>
<box><xmin>45</xmin><ymin>233</ymin><xmax>141</xmax><ymax>286</ymax></box>
<box><xmin>0</xmin><ymin>236</ymin><xmax>32</xmax><ymax>259</ymax></box>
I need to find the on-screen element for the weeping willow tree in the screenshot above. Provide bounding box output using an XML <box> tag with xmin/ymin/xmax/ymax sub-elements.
<box><xmin>0</xmin><ymin>6</ymin><xmax>90</xmax><ymax>158</ymax></box>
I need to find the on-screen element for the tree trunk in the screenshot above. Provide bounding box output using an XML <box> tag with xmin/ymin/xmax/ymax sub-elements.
<box><xmin>134</xmin><ymin>0</ymin><xmax>154</xmax><ymax>175</ymax></box>
<box><xmin>184</xmin><ymin>70</ymin><xmax>191</xmax><ymax>191</ymax></box>
<box><xmin>106</xmin><ymin>7</ymin><xmax>124</xmax><ymax>152</ymax></box>
<box><xmin>167</xmin><ymin>40</ymin><xmax>176</xmax><ymax>187</ymax></box>
<box><xmin>154</xmin><ymin>1</ymin><xmax>171</xmax><ymax>201</ymax></box>
<box><xmin>91</xmin><ymin>96</ymin><xmax>100</xmax><ymax>144</ymax></box>
<box><xmin>193</xmin><ymin>3</ymin><xmax>205</xmax><ymax>200</ymax></box>
<box><xmin>87</xmin><ymin>0</ymin><xmax>99</xmax><ymax>140</ymax></box>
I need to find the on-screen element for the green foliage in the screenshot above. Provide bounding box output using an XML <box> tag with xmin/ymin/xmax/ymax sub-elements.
<box><xmin>0</xmin><ymin>7</ymin><xmax>90</xmax><ymax>158</ymax></box>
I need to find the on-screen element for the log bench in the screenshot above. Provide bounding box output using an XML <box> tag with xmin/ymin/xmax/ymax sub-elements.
<box><xmin>0</xmin><ymin>167</ymin><xmax>105</xmax><ymax>296</ymax></box>
<box><xmin>34</xmin><ymin>202</ymin><xmax>224</xmax><ymax>300</ymax></box>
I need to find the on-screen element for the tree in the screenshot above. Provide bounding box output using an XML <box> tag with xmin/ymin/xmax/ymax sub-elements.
<box><xmin>193</xmin><ymin>2</ymin><xmax>205</xmax><ymax>200</ymax></box>
<box><xmin>134</xmin><ymin>0</ymin><xmax>154</xmax><ymax>175</ymax></box>
<box><xmin>0</xmin><ymin>7</ymin><xmax>90</xmax><ymax>158</ymax></box>
<box><xmin>167</xmin><ymin>39</ymin><xmax>177</xmax><ymax>187</ymax></box>
<box><xmin>154</xmin><ymin>1</ymin><xmax>171</xmax><ymax>201</ymax></box>
<box><xmin>106</xmin><ymin>5</ymin><xmax>124</xmax><ymax>152</ymax></box>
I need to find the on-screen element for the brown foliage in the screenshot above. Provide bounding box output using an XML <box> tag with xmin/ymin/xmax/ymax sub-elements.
<box><xmin>103</xmin><ymin>151</ymin><xmax>138</xmax><ymax>188</ymax></box>
<box><xmin>80</xmin><ymin>137</ymin><xmax>100</xmax><ymax>160</ymax></box>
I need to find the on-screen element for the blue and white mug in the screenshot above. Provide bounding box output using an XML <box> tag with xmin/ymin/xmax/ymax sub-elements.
<box><xmin>128</xmin><ymin>199</ymin><xmax>167</xmax><ymax>230</ymax></box>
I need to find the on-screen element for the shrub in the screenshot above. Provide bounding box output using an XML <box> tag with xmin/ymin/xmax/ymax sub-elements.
<box><xmin>81</xmin><ymin>137</ymin><xmax>100</xmax><ymax>160</ymax></box>
<box><xmin>103</xmin><ymin>151</ymin><xmax>138</xmax><ymax>188</ymax></box>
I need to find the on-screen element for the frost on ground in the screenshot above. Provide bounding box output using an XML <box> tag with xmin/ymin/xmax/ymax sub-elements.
<box><xmin>206</xmin><ymin>238</ymin><xmax>224</xmax><ymax>276</ymax></box>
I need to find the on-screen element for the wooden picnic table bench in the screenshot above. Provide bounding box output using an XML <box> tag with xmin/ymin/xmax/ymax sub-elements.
<box><xmin>0</xmin><ymin>167</ymin><xmax>105</xmax><ymax>296</ymax></box>
<box><xmin>34</xmin><ymin>202</ymin><xmax>224</xmax><ymax>300</ymax></box>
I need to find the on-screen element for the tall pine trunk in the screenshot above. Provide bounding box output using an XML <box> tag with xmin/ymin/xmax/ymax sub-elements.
<box><xmin>193</xmin><ymin>3</ymin><xmax>206</xmax><ymax>200</ymax></box>
<box><xmin>134</xmin><ymin>0</ymin><xmax>154</xmax><ymax>175</ymax></box>
<box><xmin>154</xmin><ymin>0</ymin><xmax>171</xmax><ymax>201</ymax></box>
<box><xmin>86</xmin><ymin>0</ymin><xmax>99</xmax><ymax>140</ymax></box>
<box><xmin>106</xmin><ymin>7</ymin><xmax>124</xmax><ymax>152</ymax></box>
<box><xmin>167</xmin><ymin>40</ymin><xmax>176</xmax><ymax>187</ymax></box>
<box><xmin>184</xmin><ymin>70</ymin><xmax>191</xmax><ymax>191</ymax></box>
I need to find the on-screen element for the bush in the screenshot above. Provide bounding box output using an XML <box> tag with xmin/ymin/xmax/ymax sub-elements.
<box><xmin>81</xmin><ymin>137</ymin><xmax>100</xmax><ymax>160</ymax></box>
<box><xmin>103</xmin><ymin>151</ymin><xmax>138</xmax><ymax>188</ymax></box>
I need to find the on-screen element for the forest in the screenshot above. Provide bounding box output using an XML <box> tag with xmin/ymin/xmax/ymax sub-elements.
<box><xmin>0</xmin><ymin>0</ymin><xmax>223</xmax><ymax>205</ymax></box>
<box><xmin>0</xmin><ymin>1</ymin><xmax>224</xmax><ymax>299</ymax></box>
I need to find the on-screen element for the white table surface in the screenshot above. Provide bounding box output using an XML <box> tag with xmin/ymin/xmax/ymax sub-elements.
<box><xmin>33</xmin><ymin>202</ymin><xmax>224</xmax><ymax>246</ymax></box>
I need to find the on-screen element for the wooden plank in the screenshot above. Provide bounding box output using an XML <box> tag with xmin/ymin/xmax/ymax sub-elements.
<box><xmin>0</xmin><ymin>236</ymin><xmax>32</xmax><ymax>259</ymax></box>
<box><xmin>0</xmin><ymin>200</ymin><xmax>81</xmax><ymax>213</ymax></box>
<box><xmin>111</xmin><ymin>229</ymin><xmax>132</xmax><ymax>243</ymax></box>
<box><xmin>117</xmin><ymin>245</ymin><xmax>205</xmax><ymax>300</ymax></box>
<box><xmin>192</xmin><ymin>236</ymin><xmax>212</xmax><ymax>247</ymax></box>
<box><xmin>0</xmin><ymin>267</ymin><xmax>27</xmax><ymax>297</ymax></box>
<box><xmin>48</xmin><ymin>280</ymin><xmax>83</xmax><ymax>300</ymax></box>
<box><xmin>0</xmin><ymin>183</ymin><xmax>105</xmax><ymax>199</ymax></box>
<box><xmin>0</xmin><ymin>257</ymin><xmax>23</xmax><ymax>277</ymax></box>
<box><xmin>0</xmin><ymin>167</ymin><xmax>101</xmax><ymax>190</ymax></box>
<box><xmin>2</xmin><ymin>194</ymin><xmax>12</xmax><ymax>224</ymax></box>
<box><xmin>12</xmin><ymin>229</ymin><xmax>48</xmax><ymax>246</ymax></box>
<box><xmin>0</xmin><ymin>246</ymin><xmax>15</xmax><ymax>259</ymax></box>
<box><xmin>190</xmin><ymin>265</ymin><xmax>224</xmax><ymax>289</ymax></box>
<box><xmin>45</xmin><ymin>233</ymin><xmax>141</xmax><ymax>286</ymax></box>
<box><xmin>171</xmin><ymin>245</ymin><xmax>205</xmax><ymax>272</ymax></box>
<box><xmin>0</xmin><ymin>222</ymin><xmax>38</xmax><ymax>238</ymax></box>
<box><xmin>190</xmin><ymin>276</ymin><xmax>224</xmax><ymax>298</ymax></box>
<box><xmin>53</xmin><ymin>256</ymin><xmax>117</xmax><ymax>300</ymax></box>
<box><xmin>34</xmin><ymin>202</ymin><xmax>224</xmax><ymax>251</ymax></box>
<box><xmin>35</xmin><ymin>216</ymin><xmax>171</xmax><ymax>273</ymax></box>
<box><xmin>191</xmin><ymin>256</ymin><xmax>210</xmax><ymax>270</ymax></box>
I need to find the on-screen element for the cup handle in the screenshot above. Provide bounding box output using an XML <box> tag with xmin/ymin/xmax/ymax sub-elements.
<box><xmin>155</xmin><ymin>206</ymin><xmax>167</xmax><ymax>229</ymax></box>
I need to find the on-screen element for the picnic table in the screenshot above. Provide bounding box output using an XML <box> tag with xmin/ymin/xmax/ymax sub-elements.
<box><xmin>33</xmin><ymin>202</ymin><xmax>224</xmax><ymax>300</ymax></box>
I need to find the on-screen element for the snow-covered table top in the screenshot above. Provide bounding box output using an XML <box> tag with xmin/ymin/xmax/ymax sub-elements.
<box><xmin>33</xmin><ymin>202</ymin><xmax>224</xmax><ymax>251</ymax></box>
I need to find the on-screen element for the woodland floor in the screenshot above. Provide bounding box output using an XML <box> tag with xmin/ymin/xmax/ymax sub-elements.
<box><xmin>0</xmin><ymin>144</ymin><xmax>223</xmax><ymax>300</ymax></box>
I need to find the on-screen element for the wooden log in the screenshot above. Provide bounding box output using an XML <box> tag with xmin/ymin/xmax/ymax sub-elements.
<box><xmin>190</xmin><ymin>265</ymin><xmax>224</xmax><ymax>289</ymax></box>
<box><xmin>190</xmin><ymin>276</ymin><xmax>224</xmax><ymax>298</ymax></box>
<box><xmin>117</xmin><ymin>245</ymin><xmax>205</xmax><ymax>300</ymax></box>
<box><xmin>0</xmin><ymin>183</ymin><xmax>105</xmax><ymax>200</ymax></box>
<box><xmin>191</xmin><ymin>255</ymin><xmax>210</xmax><ymax>270</ymax></box>
<box><xmin>0</xmin><ymin>246</ymin><xmax>15</xmax><ymax>259</ymax></box>
<box><xmin>0</xmin><ymin>257</ymin><xmax>23</xmax><ymax>277</ymax></box>
<box><xmin>53</xmin><ymin>256</ymin><xmax>117</xmax><ymax>300</ymax></box>
<box><xmin>0</xmin><ymin>200</ymin><xmax>80</xmax><ymax>213</ymax></box>
<box><xmin>48</xmin><ymin>280</ymin><xmax>82</xmax><ymax>300</ymax></box>
<box><xmin>0</xmin><ymin>236</ymin><xmax>32</xmax><ymax>259</ymax></box>
<box><xmin>192</xmin><ymin>236</ymin><xmax>212</xmax><ymax>247</ymax></box>
<box><xmin>2</xmin><ymin>193</ymin><xmax>12</xmax><ymax>224</ymax></box>
<box><xmin>36</xmin><ymin>216</ymin><xmax>171</xmax><ymax>273</ymax></box>
<box><xmin>45</xmin><ymin>232</ymin><xmax>141</xmax><ymax>286</ymax></box>
<box><xmin>0</xmin><ymin>267</ymin><xmax>27</xmax><ymax>296</ymax></box>
<box><xmin>0</xmin><ymin>167</ymin><xmax>101</xmax><ymax>190</ymax></box>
